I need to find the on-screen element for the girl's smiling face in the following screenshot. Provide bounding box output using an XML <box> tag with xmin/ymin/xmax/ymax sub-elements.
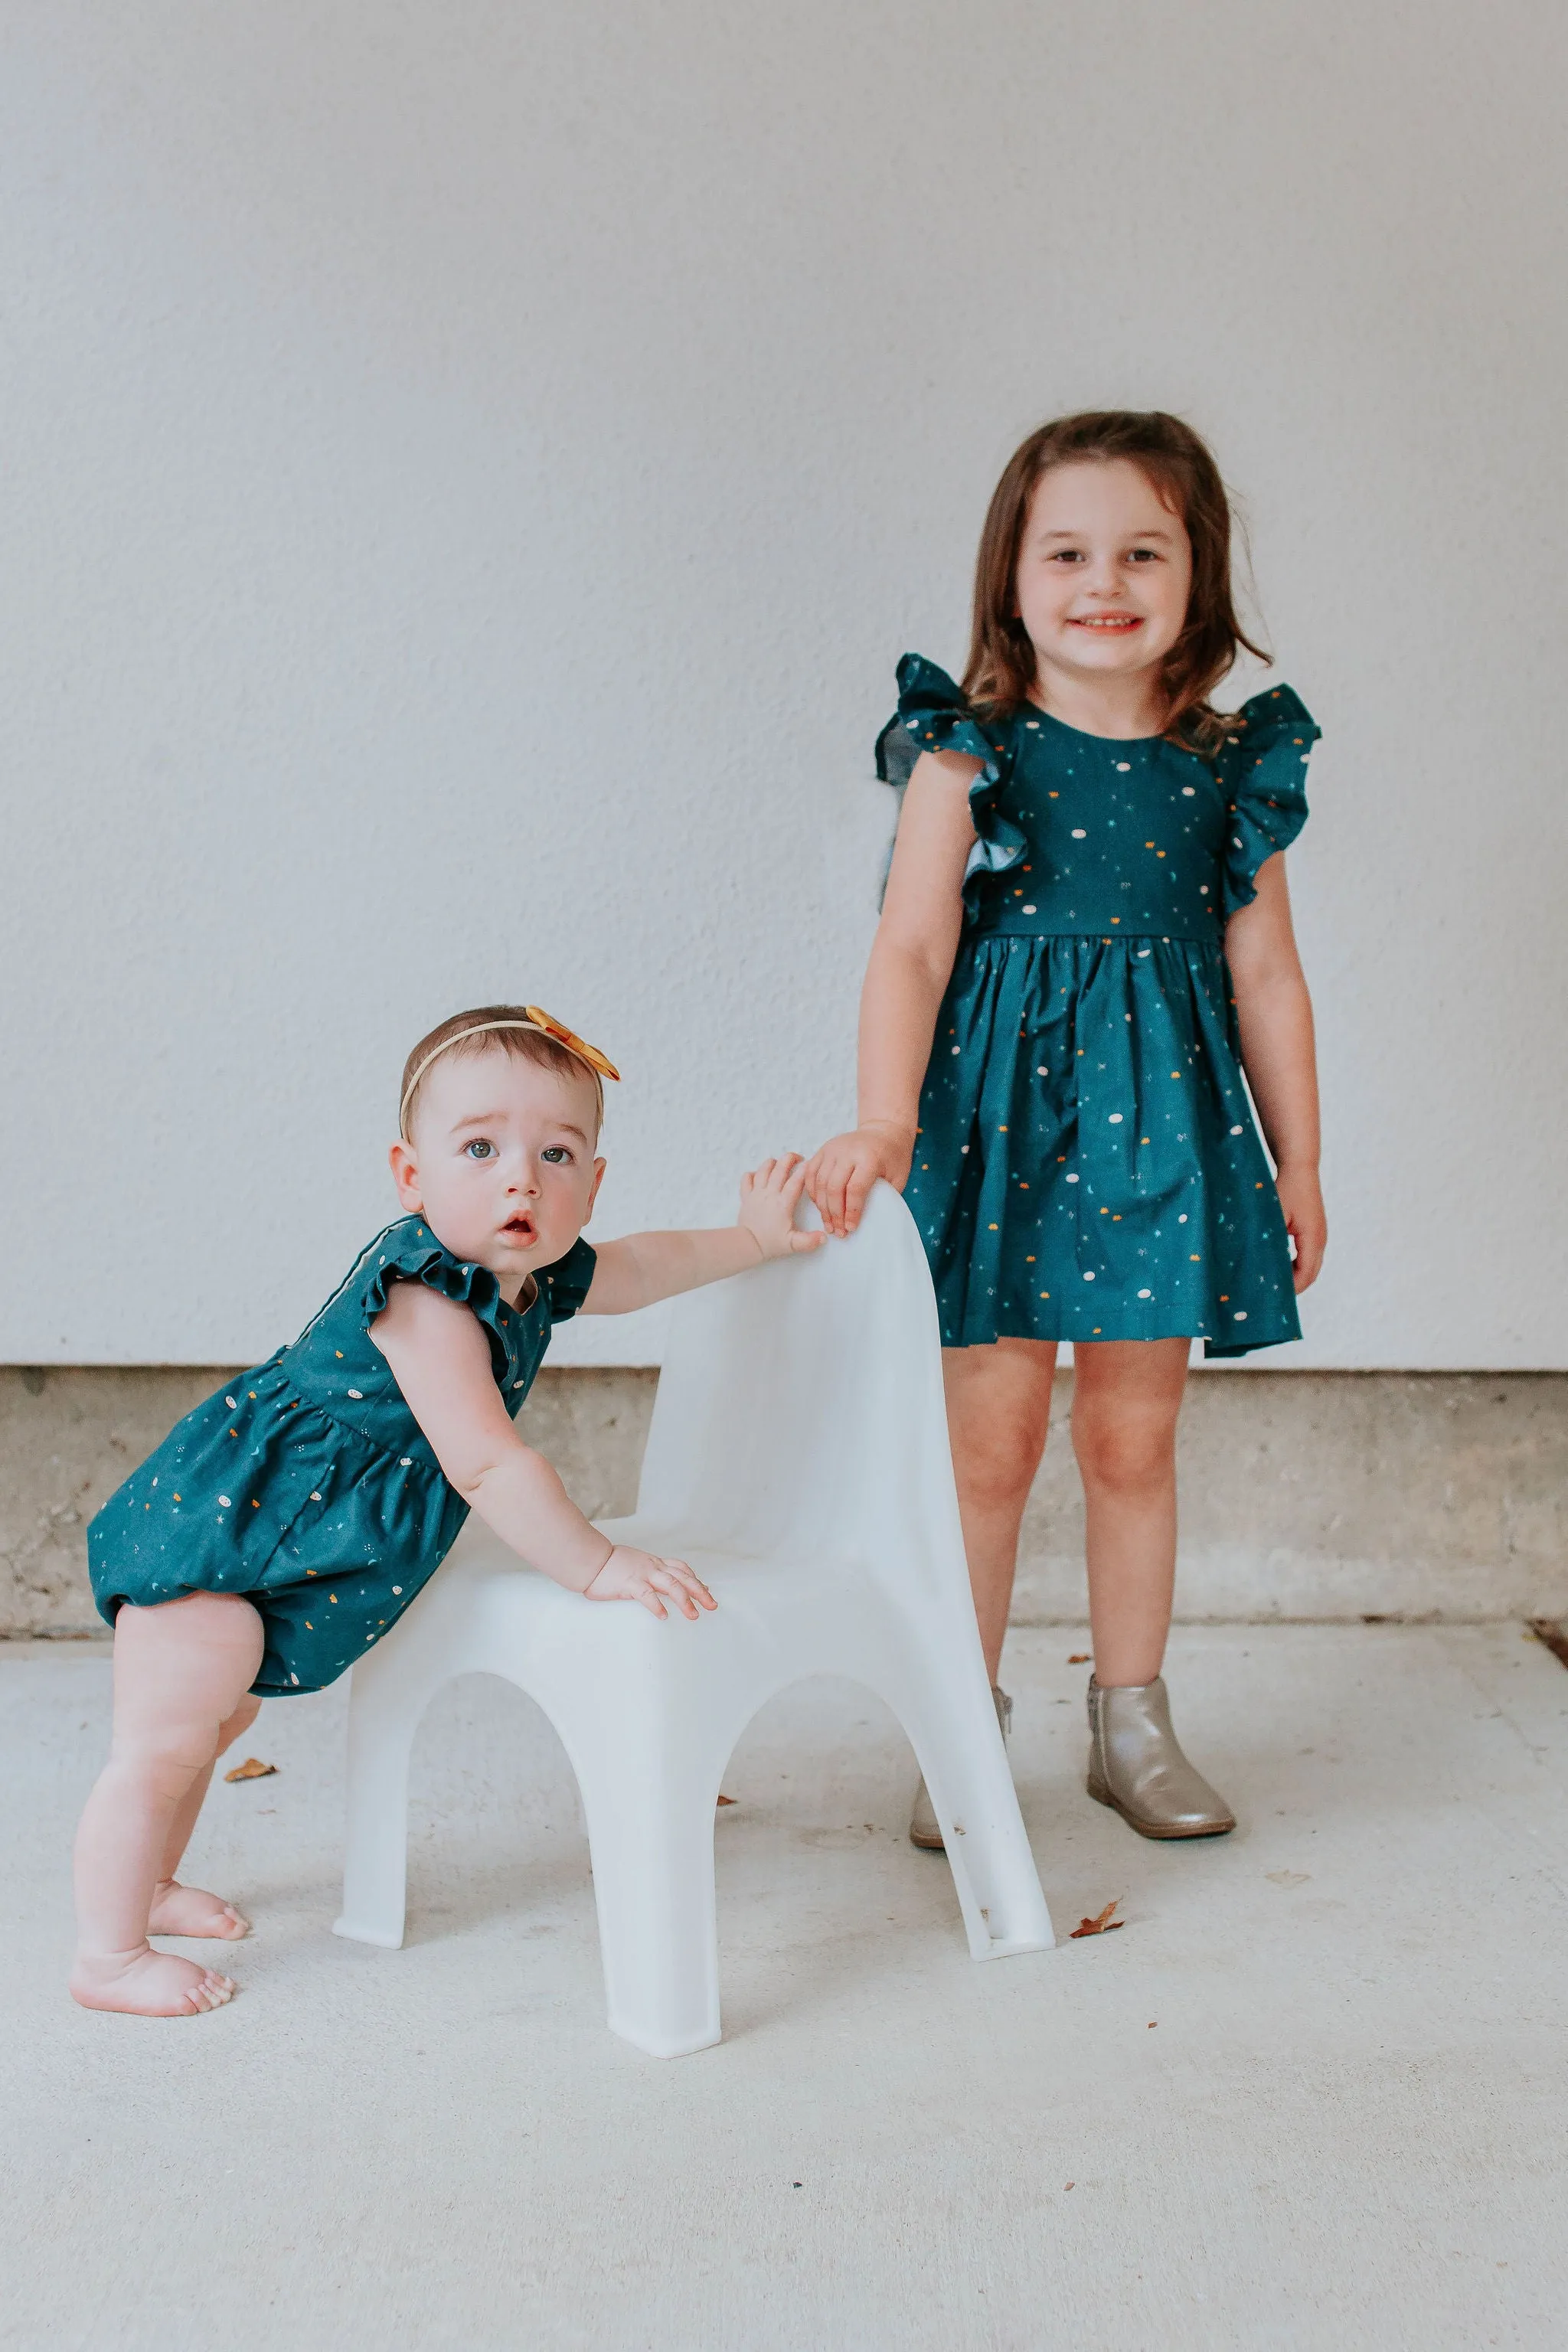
<box><xmin>389</xmin><ymin>1044</ymin><xmax>605</xmax><ymax>1298</ymax></box>
<box><xmin>1014</xmin><ymin>457</ymin><xmax>1194</xmax><ymax>712</ymax></box>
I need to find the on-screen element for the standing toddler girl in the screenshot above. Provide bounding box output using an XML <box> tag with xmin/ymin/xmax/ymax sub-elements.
<box><xmin>807</xmin><ymin>412</ymin><xmax>1324</xmax><ymax>1845</ymax></box>
<box><xmin>76</xmin><ymin>1002</ymin><xmax>818</xmax><ymax>2014</ymax></box>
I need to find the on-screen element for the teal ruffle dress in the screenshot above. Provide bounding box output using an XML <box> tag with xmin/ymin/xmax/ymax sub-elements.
<box><xmin>879</xmin><ymin>657</ymin><xmax>1318</xmax><ymax>1357</ymax></box>
<box><xmin>87</xmin><ymin>1217</ymin><xmax>596</xmax><ymax>1694</ymax></box>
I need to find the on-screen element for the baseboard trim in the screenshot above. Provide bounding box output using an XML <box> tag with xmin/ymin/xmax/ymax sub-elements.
<box><xmin>4</xmin><ymin>1364</ymin><xmax>1564</xmax><ymax>1635</ymax></box>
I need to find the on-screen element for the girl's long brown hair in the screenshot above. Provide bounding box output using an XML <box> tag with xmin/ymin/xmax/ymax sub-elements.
<box><xmin>962</xmin><ymin>411</ymin><xmax>1268</xmax><ymax>752</ymax></box>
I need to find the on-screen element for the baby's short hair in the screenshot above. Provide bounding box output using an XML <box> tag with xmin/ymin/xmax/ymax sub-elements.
<box><xmin>399</xmin><ymin>1004</ymin><xmax>596</xmax><ymax>1141</ymax></box>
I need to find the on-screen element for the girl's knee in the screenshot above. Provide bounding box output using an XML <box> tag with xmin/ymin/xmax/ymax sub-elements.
<box><xmin>952</xmin><ymin>1406</ymin><xmax>1050</xmax><ymax>1506</ymax></box>
<box><xmin>1071</xmin><ymin>1408</ymin><xmax>1177</xmax><ymax>1494</ymax></box>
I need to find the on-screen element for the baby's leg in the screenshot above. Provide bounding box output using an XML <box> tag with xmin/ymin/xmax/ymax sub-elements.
<box><xmin>147</xmin><ymin>1689</ymin><xmax>263</xmax><ymax>1940</ymax></box>
<box><xmin>71</xmin><ymin>1592</ymin><xmax>264</xmax><ymax>2017</ymax></box>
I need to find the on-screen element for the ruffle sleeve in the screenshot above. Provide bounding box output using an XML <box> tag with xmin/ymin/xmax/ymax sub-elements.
<box><xmin>539</xmin><ymin>1237</ymin><xmax>597</xmax><ymax>1324</ymax></box>
<box><xmin>358</xmin><ymin>1220</ymin><xmax>516</xmax><ymax>1379</ymax></box>
<box><xmin>1213</xmin><ymin>684</ymin><xmax>1319</xmax><ymax>918</ymax></box>
<box><xmin>876</xmin><ymin>654</ymin><xmax>1026</xmax><ymax>924</ymax></box>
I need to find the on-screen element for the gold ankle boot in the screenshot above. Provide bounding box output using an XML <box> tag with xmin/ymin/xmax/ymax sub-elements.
<box><xmin>910</xmin><ymin>1685</ymin><xmax>1013</xmax><ymax>1851</ymax></box>
<box><xmin>1085</xmin><ymin>1675</ymin><xmax>1235</xmax><ymax>1840</ymax></box>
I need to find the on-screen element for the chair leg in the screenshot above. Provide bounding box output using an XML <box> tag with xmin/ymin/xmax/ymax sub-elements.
<box><xmin>894</xmin><ymin>1661</ymin><xmax>1055</xmax><ymax>1959</ymax></box>
<box><xmin>332</xmin><ymin>1653</ymin><xmax>432</xmax><ymax>1949</ymax></box>
<box><xmin>569</xmin><ymin>1738</ymin><xmax>724</xmax><ymax>2059</ymax></box>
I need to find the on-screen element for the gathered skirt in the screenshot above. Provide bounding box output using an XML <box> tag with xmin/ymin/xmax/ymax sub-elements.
<box><xmin>88</xmin><ymin>1360</ymin><xmax>465</xmax><ymax>1694</ymax></box>
<box><xmin>904</xmin><ymin>933</ymin><xmax>1302</xmax><ymax>1357</ymax></box>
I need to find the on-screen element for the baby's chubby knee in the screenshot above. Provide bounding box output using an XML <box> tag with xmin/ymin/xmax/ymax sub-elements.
<box><xmin>106</xmin><ymin>1718</ymin><xmax>229</xmax><ymax>1792</ymax></box>
<box><xmin>216</xmin><ymin>1694</ymin><xmax>263</xmax><ymax>1754</ymax></box>
<box><xmin>109</xmin><ymin>1687</ymin><xmax>261</xmax><ymax>1782</ymax></box>
<box><xmin>108</xmin><ymin>1592</ymin><xmax>266</xmax><ymax>1774</ymax></box>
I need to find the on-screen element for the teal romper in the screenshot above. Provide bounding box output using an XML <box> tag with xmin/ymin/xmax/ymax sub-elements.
<box><xmin>87</xmin><ymin>1217</ymin><xmax>597</xmax><ymax>1694</ymax></box>
<box><xmin>879</xmin><ymin>656</ymin><xmax>1319</xmax><ymax>1357</ymax></box>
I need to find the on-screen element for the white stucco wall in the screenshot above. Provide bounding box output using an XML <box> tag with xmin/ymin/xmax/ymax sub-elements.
<box><xmin>2</xmin><ymin>3</ymin><xmax>1563</xmax><ymax>1370</ymax></box>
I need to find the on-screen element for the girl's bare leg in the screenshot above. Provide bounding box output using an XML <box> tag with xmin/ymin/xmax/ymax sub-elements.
<box><xmin>1070</xmin><ymin>1339</ymin><xmax>1191</xmax><ymax>1687</ymax></box>
<box><xmin>71</xmin><ymin>1592</ymin><xmax>265</xmax><ymax>2017</ymax></box>
<box><xmin>147</xmin><ymin>1690</ymin><xmax>263</xmax><ymax>1940</ymax></box>
<box><xmin>942</xmin><ymin>1338</ymin><xmax>1058</xmax><ymax>1684</ymax></box>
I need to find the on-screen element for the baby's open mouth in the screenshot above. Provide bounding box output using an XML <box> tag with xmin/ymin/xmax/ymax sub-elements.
<box><xmin>500</xmin><ymin>1214</ymin><xmax>536</xmax><ymax>1242</ymax></box>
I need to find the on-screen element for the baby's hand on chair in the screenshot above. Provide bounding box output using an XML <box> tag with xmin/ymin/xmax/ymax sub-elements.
<box><xmin>584</xmin><ymin>1545</ymin><xmax>717</xmax><ymax>1620</ymax></box>
<box><xmin>738</xmin><ymin>1155</ymin><xmax>825</xmax><ymax>1262</ymax></box>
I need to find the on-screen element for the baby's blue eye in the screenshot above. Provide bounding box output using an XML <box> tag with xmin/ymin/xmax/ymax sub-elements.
<box><xmin>465</xmin><ymin>1139</ymin><xmax>496</xmax><ymax>1161</ymax></box>
<box><xmin>541</xmin><ymin>1145</ymin><xmax>571</xmax><ymax>1165</ymax></box>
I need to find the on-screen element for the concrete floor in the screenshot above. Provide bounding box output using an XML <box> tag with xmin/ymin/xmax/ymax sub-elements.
<box><xmin>4</xmin><ymin>1625</ymin><xmax>1567</xmax><ymax>2350</ymax></box>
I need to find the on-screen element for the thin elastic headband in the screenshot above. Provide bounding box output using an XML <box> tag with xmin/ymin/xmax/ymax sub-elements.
<box><xmin>398</xmin><ymin>1008</ymin><xmax>620</xmax><ymax>1139</ymax></box>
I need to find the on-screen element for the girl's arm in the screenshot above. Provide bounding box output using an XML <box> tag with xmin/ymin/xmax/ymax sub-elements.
<box><xmin>580</xmin><ymin>1155</ymin><xmax>823</xmax><ymax>1316</ymax></box>
<box><xmin>1224</xmin><ymin>853</ymin><xmax>1327</xmax><ymax>1292</ymax></box>
<box><xmin>804</xmin><ymin>748</ymin><xmax>979</xmax><ymax>1237</ymax></box>
<box><xmin>370</xmin><ymin>1288</ymin><xmax>715</xmax><ymax>1619</ymax></box>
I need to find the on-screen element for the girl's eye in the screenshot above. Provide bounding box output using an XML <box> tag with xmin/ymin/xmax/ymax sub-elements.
<box><xmin>541</xmin><ymin>1145</ymin><xmax>573</xmax><ymax>1165</ymax></box>
<box><xmin>1127</xmin><ymin>547</ymin><xmax>1160</xmax><ymax>563</ymax></box>
<box><xmin>1048</xmin><ymin>549</ymin><xmax>1085</xmax><ymax>564</ymax></box>
<box><xmin>464</xmin><ymin>1139</ymin><xmax>496</xmax><ymax>1161</ymax></box>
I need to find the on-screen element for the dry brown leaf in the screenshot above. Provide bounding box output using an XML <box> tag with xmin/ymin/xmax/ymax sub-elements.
<box><xmin>716</xmin><ymin>1794</ymin><xmax>737</xmax><ymax>1806</ymax></box>
<box><xmin>1067</xmin><ymin>1653</ymin><xmax>1091</xmax><ymax>1665</ymax></box>
<box><xmin>224</xmin><ymin>1757</ymin><xmax>277</xmax><ymax>1782</ymax></box>
<box><xmin>1069</xmin><ymin>1900</ymin><xmax>1123</xmax><ymax>1939</ymax></box>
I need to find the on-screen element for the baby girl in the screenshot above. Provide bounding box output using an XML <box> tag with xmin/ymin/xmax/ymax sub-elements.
<box><xmin>74</xmin><ymin>1002</ymin><xmax>818</xmax><ymax>2016</ymax></box>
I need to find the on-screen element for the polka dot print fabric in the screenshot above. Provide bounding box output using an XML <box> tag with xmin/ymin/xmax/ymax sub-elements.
<box><xmin>87</xmin><ymin>1218</ymin><xmax>596</xmax><ymax>1693</ymax></box>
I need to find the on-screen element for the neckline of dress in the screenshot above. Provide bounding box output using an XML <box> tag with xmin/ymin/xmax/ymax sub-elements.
<box><xmin>400</xmin><ymin>1214</ymin><xmax>540</xmax><ymax>1319</ymax></box>
<box><xmin>1020</xmin><ymin>701</ymin><xmax>1168</xmax><ymax>749</ymax></box>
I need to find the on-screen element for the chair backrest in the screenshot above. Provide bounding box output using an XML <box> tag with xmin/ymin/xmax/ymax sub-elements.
<box><xmin>632</xmin><ymin>1182</ymin><xmax>966</xmax><ymax>1592</ymax></box>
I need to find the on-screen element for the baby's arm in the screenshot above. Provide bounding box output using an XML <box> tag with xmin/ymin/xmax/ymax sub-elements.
<box><xmin>580</xmin><ymin>1153</ymin><xmax>822</xmax><ymax>1316</ymax></box>
<box><xmin>371</xmin><ymin>1286</ymin><xmax>714</xmax><ymax>1619</ymax></box>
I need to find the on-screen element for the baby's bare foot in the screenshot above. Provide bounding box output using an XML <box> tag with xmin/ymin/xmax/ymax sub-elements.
<box><xmin>149</xmin><ymin>1879</ymin><xmax>250</xmax><ymax>1939</ymax></box>
<box><xmin>70</xmin><ymin>1947</ymin><xmax>238</xmax><ymax>2017</ymax></box>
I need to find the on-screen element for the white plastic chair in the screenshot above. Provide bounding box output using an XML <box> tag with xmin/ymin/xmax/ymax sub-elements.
<box><xmin>332</xmin><ymin>1181</ymin><xmax>1054</xmax><ymax>2056</ymax></box>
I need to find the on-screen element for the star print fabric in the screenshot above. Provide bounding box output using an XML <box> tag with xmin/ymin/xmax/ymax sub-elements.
<box><xmin>87</xmin><ymin>1218</ymin><xmax>596</xmax><ymax>1693</ymax></box>
<box><xmin>878</xmin><ymin>656</ymin><xmax>1318</xmax><ymax>1357</ymax></box>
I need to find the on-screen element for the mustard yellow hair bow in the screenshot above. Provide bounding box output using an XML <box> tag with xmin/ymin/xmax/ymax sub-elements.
<box><xmin>398</xmin><ymin>1008</ymin><xmax>621</xmax><ymax>1138</ymax></box>
<box><xmin>521</xmin><ymin>1006</ymin><xmax>622</xmax><ymax>1085</ymax></box>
